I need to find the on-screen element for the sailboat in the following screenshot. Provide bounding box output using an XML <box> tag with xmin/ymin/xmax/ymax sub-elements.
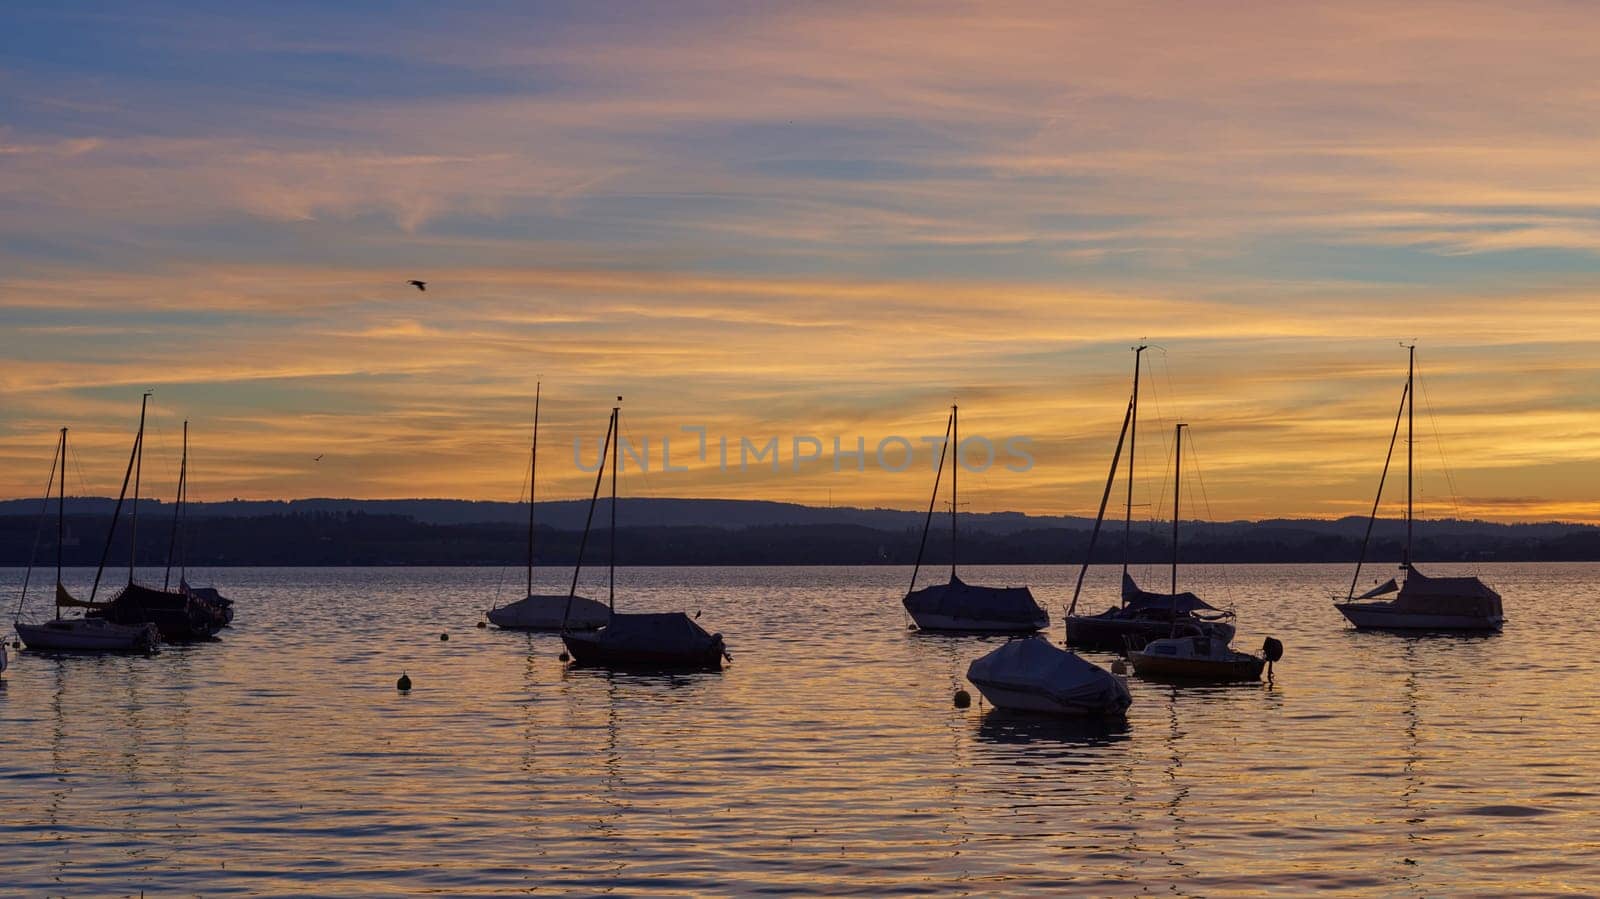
<box><xmin>561</xmin><ymin>399</ymin><xmax>728</xmax><ymax>670</ymax></box>
<box><xmin>902</xmin><ymin>405</ymin><xmax>1048</xmax><ymax>633</ymax></box>
<box><xmin>12</xmin><ymin>427</ymin><xmax>160</xmax><ymax>653</ymax></box>
<box><xmin>1334</xmin><ymin>346</ymin><xmax>1504</xmax><ymax>631</ymax></box>
<box><xmin>85</xmin><ymin>396</ymin><xmax>224</xmax><ymax>642</ymax></box>
<box><xmin>1066</xmin><ymin>346</ymin><xmax>1237</xmax><ymax>649</ymax></box>
<box><xmin>489</xmin><ymin>383</ymin><xmax>610</xmax><ymax>631</ymax></box>
<box><xmin>161</xmin><ymin>422</ymin><xmax>234</xmax><ymax>627</ymax></box>
<box><xmin>1127</xmin><ymin>424</ymin><xmax>1271</xmax><ymax>683</ymax></box>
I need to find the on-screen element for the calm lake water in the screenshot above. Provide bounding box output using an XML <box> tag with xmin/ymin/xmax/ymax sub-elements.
<box><xmin>2</xmin><ymin>562</ymin><xmax>1598</xmax><ymax>896</ymax></box>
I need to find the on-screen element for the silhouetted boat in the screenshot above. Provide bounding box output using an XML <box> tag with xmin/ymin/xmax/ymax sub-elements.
<box><xmin>158</xmin><ymin>421</ymin><xmax>234</xmax><ymax>628</ymax></box>
<box><xmin>903</xmin><ymin>404</ymin><xmax>1048</xmax><ymax>633</ymax></box>
<box><xmin>1065</xmin><ymin>346</ymin><xmax>1236</xmax><ymax>649</ymax></box>
<box><xmin>489</xmin><ymin>383</ymin><xmax>609</xmax><ymax>631</ymax></box>
<box><xmin>1129</xmin><ymin>633</ymin><xmax>1268</xmax><ymax>682</ymax></box>
<box><xmin>1068</xmin><ymin>573</ymin><xmax>1237</xmax><ymax>651</ymax></box>
<box><xmin>11</xmin><ymin>426</ymin><xmax>160</xmax><ymax>653</ymax></box>
<box><xmin>182</xmin><ymin>581</ymin><xmax>234</xmax><ymax>627</ymax></box>
<box><xmin>1334</xmin><ymin>345</ymin><xmax>1503</xmax><ymax>632</ymax></box>
<box><xmin>1126</xmin><ymin>424</ymin><xmax>1269</xmax><ymax>683</ymax></box>
<box><xmin>561</xmin><ymin>399</ymin><xmax>728</xmax><ymax>670</ymax></box>
<box><xmin>83</xmin><ymin>398</ymin><xmax>222</xmax><ymax>642</ymax></box>
<box><xmin>966</xmin><ymin>636</ymin><xmax>1131</xmax><ymax>717</ymax></box>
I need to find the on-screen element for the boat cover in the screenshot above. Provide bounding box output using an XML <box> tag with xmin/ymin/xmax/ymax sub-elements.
<box><xmin>967</xmin><ymin>637</ymin><xmax>1128</xmax><ymax>711</ymax></box>
<box><xmin>1391</xmin><ymin>567</ymin><xmax>1503</xmax><ymax>617</ymax></box>
<box><xmin>1121</xmin><ymin>572</ymin><xmax>1218</xmax><ymax>613</ymax></box>
<box><xmin>904</xmin><ymin>575</ymin><xmax>1045</xmax><ymax>624</ymax></box>
<box><xmin>591</xmin><ymin>612</ymin><xmax>717</xmax><ymax>652</ymax></box>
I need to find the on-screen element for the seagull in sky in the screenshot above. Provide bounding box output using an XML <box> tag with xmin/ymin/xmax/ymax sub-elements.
<box><xmin>313</xmin><ymin>454</ymin><xmax>324</xmax><ymax>463</ymax></box>
<box><xmin>407</xmin><ymin>280</ymin><xmax>427</xmax><ymax>292</ymax></box>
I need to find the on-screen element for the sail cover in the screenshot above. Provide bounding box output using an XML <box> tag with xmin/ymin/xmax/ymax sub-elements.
<box><xmin>55</xmin><ymin>582</ymin><xmax>110</xmax><ymax>609</ymax></box>
<box><xmin>967</xmin><ymin>637</ymin><xmax>1128</xmax><ymax>711</ymax></box>
<box><xmin>904</xmin><ymin>575</ymin><xmax>1045</xmax><ymax>624</ymax></box>
<box><xmin>1121</xmin><ymin>573</ymin><xmax>1217</xmax><ymax>613</ymax></box>
<box><xmin>1357</xmin><ymin>578</ymin><xmax>1400</xmax><ymax>599</ymax></box>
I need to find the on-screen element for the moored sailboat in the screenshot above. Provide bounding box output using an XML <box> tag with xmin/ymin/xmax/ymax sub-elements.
<box><xmin>1066</xmin><ymin>347</ymin><xmax>1236</xmax><ymax>649</ymax></box>
<box><xmin>84</xmin><ymin>397</ymin><xmax>223</xmax><ymax>642</ymax></box>
<box><xmin>1127</xmin><ymin>424</ymin><xmax>1272</xmax><ymax>683</ymax></box>
<box><xmin>12</xmin><ymin>427</ymin><xmax>160</xmax><ymax>653</ymax></box>
<box><xmin>560</xmin><ymin>399</ymin><xmax>728</xmax><ymax>670</ymax></box>
<box><xmin>489</xmin><ymin>383</ymin><xmax>609</xmax><ymax>631</ymax></box>
<box><xmin>903</xmin><ymin>405</ymin><xmax>1048</xmax><ymax>633</ymax></box>
<box><xmin>1334</xmin><ymin>345</ymin><xmax>1503</xmax><ymax>631</ymax></box>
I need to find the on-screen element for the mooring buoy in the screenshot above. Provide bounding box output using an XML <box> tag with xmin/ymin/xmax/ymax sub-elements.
<box><xmin>558</xmin><ymin>651</ymin><xmax>570</xmax><ymax>662</ymax></box>
<box><xmin>396</xmin><ymin>672</ymin><xmax>412</xmax><ymax>692</ymax></box>
<box><xmin>953</xmin><ymin>689</ymin><xmax>972</xmax><ymax>708</ymax></box>
<box><xmin>476</xmin><ymin>620</ymin><xmax>487</xmax><ymax>629</ymax></box>
<box><xmin>440</xmin><ymin>632</ymin><xmax>449</xmax><ymax>641</ymax></box>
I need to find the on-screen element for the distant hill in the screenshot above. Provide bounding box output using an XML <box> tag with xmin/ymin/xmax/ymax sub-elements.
<box><xmin>2</xmin><ymin>496</ymin><xmax>1597</xmax><ymax>565</ymax></box>
<box><xmin>0</xmin><ymin>496</ymin><xmax>1083</xmax><ymax>533</ymax></box>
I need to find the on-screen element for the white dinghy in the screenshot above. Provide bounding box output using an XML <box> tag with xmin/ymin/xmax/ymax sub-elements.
<box><xmin>488</xmin><ymin>383</ymin><xmax>609</xmax><ymax>631</ymax></box>
<box><xmin>966</xmin><ymin>636</ymin><xmax>1131</xmax><ymax>718</ymax></box>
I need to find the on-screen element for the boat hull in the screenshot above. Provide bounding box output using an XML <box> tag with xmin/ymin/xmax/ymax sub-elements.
<box><xmin>1128</xmin><ymin>652</ymin><xmax>1264</xmax><ymax>682</ymax></box>
<box><xmin>488</xmin><ymin>594</ymin><xmax>609</xmax><ymax>631</ymax></box>
<box><xmin>967</xmin><ymin>676</ymin><xmax>1132</xmax><ymax>717</ymax></box>
<box><xmin>561</xmin><ymin>632</ymin><xmax>725</xmax><ymax>670</ymax></box>
<box><xmin>1335</xmin><ymin>602</ymin><xmax>1503</xmax><ymax>632</ymax></box>
<box><xmin>15</xmin><ymin>618</ymin><xmax>160</xmax><ymax>652</ymax></box>
<box><xmin>907</xmin><ymin>611</ymin><xmax>1049</xmax><ymax>634</ymax></box>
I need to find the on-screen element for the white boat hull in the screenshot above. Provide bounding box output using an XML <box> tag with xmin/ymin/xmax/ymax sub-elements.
<box><xmin>908</xmin><ymin>611</ymin><xmax>1049</xmax><ymax>634</ymax></box>
<box><xmin>968</xmin><ymin>680</ymin><xmax>1128</xmax><ymax>717</ymax></box>
<box><xmin>488</xmin><ymin>594</ymin><xmax>610</xmax><ymax>631</ymax></box>
<box><xmin>1335</xmin><ymin>602</ymin><xmax>1503</xmax><ymax>632</ymax></box>
<box><xmin>15</xmin><ymin>618</ymin><xmax>160</xmax><ymax>652</ymax></box>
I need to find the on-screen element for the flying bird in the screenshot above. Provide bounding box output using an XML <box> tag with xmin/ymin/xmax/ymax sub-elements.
<box><xmin>407</xmin><ymin>280</ymin><xmax>427</xmax><ymax>292</ymax></box>
<box><xmin>313</xmin><ymin>454</ymin><xmax>324</xmax><ymax>462</ymax></box>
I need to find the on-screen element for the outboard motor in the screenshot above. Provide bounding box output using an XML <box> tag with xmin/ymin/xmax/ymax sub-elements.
<box><xmin>1262</xmin><ymin>637</ymin><xmax>1284</xmax><ymax>680</ymax></box>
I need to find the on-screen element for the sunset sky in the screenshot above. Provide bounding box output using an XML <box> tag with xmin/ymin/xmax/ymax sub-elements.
<box><xmin>4</xmin><ymin>2</ymin><xmax>1600</xmax><ymax>521</ymax></box>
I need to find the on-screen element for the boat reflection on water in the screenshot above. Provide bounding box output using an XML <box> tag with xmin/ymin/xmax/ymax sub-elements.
<box><xmin>974</xmin><ymin>708</ymin><xmax>1132</xmax><ymax>749</ymax></box>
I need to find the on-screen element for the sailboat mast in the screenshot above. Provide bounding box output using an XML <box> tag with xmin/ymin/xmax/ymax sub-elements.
<box><xmin>1405</xmin><ymin>344</ymin><xmax>1414</xmax><ymax>568</ymax></box>
<box><xmin>164</xmin><ymin>421</ymin><xmax>187</xmax><ymax>590</ymax></box>
<box><xmin>609</xmin><ymin>400</ymin><xmax>619</xmax><ymax>612</ymax></box>
<box><xmin>89</xmin><ymin>397</ymin><xmax>146</xmax><ymax>604</ymax></box>
<box><xmin>57</xmin><ymin>428</ymin><xmax>67</xmax><ymax>598</ymax></box>
<box><xmin>562</xmin><ymin>407</ymin><xmax>614</xmax><ymax>630</ymax></box>
<box><xmin>528</xmin><ymin>382</ymin><xmax>541</xmax><ymax>599</ymax></box>
<box><xmin>128</xmin><ymin>391</ymin><xmax>150</xmax><ymax>585</ymax></box>
<box><xmin>1066</xmin><ymin>395</ymin><xmax>1133</xmax><ymax>618</ymax></box>
<box><xmin>1346</xmin><ymin>375</ymin><xmax>1409</xmax><ymax>601</ymax></box>
<box><xmin>950</xmin><ymin>403</ymin><xmax>958</xmax><ymax>581</ymax></box>
<box><xmin>1171</xmin><ymin>423</ymin><xmax>1185</xmax><ymax>597</ymax></box>
<box><xmin>1123</xmin><ymin>345</ymin><xmax>1145</xmax><ymax>591</ymax></box>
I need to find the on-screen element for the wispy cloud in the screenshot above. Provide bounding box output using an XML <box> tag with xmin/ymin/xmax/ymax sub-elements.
<box><xmin>2</xmin><ymin>2</ymin><xmax>1599</xmax><ymax>519</ymax></box>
